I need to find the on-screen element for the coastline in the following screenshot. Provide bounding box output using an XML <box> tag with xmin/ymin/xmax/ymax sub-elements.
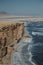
<box><xmin>0</xmin><ymin>22</ymin><xmax>24</xmax><ymax>65</ymax></box>
<box><xmin>10</xmin><ymin>35</ymin><xmax>33</xmax><ymax>65</ymax></box>
<box><xmin>0</xmin><ymin>16</ymin><xmax>42</xmax><ymax>65</ymax></box>
<box><xmin>0</xmin><ymin>15</ymin><xmax>43</xmax><ymax>22</ymax></box>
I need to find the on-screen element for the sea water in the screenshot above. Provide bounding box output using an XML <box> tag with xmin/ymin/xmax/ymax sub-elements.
<box><xmin>26</xmin><ymin>21</ymin><xmax>43</xmax><ymax>65</ymax></box>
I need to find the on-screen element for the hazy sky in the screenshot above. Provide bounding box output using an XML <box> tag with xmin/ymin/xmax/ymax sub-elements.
<box><xmin>0</xmin><ymin>0</ymin><xmax>43</xmax><ymax>16</ymax></box>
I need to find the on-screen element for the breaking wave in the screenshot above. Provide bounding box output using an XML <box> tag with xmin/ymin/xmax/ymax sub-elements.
<box><xmin>32</xmin><ymin>31</ymin><xmax>43</xmax><ymax>36</ymax></box>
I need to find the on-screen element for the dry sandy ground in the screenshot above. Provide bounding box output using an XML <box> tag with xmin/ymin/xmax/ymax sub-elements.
<box><xmin>0</xmin><ymin>22</ymin><xmax>16</xmax><ymax>27</ymax></box>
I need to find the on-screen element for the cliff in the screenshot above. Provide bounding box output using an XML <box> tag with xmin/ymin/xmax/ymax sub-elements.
<box><xmin>0</xmin><ymin>22</ymin><xmax>24</xmax><ymax>65</ymax></box>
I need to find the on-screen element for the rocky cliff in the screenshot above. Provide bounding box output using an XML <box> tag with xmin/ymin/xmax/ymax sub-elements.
<box><xmin>0</xmin><ymin>22</ymin><xmax>24</xmax><ymax>65</ymax></box>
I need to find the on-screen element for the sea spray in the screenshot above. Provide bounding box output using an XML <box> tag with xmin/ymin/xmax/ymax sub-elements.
<box><xmin>28</xmin><ymin>44</ymin><xmax>36</xmax><ymax>65</ymax></box>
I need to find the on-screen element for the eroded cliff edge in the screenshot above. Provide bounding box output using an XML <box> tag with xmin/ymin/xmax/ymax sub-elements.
<box><xmin>0</xmin><ymin>22</ymin><xmax>24</xmax><ymax>65</ymax></box>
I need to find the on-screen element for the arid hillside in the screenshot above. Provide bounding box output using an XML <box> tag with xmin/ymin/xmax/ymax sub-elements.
<box><xmin>0</xmin><ymin>22</ymin><xmax>24</xmax><ymax>65</ymax></box>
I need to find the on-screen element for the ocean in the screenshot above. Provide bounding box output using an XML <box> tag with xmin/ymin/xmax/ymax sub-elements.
<box><xmin>25</xmin><ymin>21</ymin><xmax>43</xmax><ymax>65</ymax></box>
<box><xmin>10</xmin><ymin>21</ymin><xmax>43</xmax><ymax>65</ymax></box>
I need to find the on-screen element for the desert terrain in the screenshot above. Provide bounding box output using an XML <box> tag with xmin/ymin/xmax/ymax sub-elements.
<box><xmin>0</xmin><ymin>21</ymin><xmax>24</xmax><ymax>65</ymax></box>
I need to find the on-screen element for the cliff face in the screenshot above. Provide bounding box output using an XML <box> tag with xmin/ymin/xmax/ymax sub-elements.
<box><xmin>0</xmin><ymin>22</ymin><xmax>24</xmax><ymax>65</ymax></box>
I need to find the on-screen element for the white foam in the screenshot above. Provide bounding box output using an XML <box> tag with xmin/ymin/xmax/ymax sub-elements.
<box><xmin>32</xmin><ymin>31</ymin><xmax>43</xmax><ymax>36</ymax></box>
<box><xmin>28</xmin><ymin>40</ymin><xmax>36</xmax><ymax>65</ymax></box>
<box><xmin>10</xmin><ymin>34</ymin><xmax>35</xmax><ymax>65</ymax></box>
<box><xmin>23</xmin><ymin>38</ymin><xmax>32</xmax><ymax>43</ymax></box>
<box><xmin>10</xmin><ymin>39</ymin><xmax>28</xmax><ymax>65</ymax></box>
<box><xmin>28</xmin><ymin>47</ymin><xmax>36</xmax><ymax>65</ymax></box>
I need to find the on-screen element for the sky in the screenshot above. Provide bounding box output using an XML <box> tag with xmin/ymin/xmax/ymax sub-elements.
<box><xmin>0</xmin><ymin>0</ymin><xmax>43</xmax><ymax>17</ymax></box>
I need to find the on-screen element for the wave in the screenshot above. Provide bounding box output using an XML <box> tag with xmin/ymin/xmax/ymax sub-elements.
<box><xmin>28</xmin><ymin>44</ymin><xmax>36</xmax><ymax>65</ymax></box>
<box><xmin>32</xmin><ymin>31</ymin><xmax>43</xmax><ymax>36</ymax></box>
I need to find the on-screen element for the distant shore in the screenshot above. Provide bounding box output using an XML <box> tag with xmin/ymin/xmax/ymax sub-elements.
<box><xmin>0</xmin><ymin>15</ymin><xmax>43</xmax><ymax>22</ymax></box>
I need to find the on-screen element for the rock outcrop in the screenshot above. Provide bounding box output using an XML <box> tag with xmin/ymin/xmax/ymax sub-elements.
<box><xmin>0</xmin><ymin>22</ymin><xmax>24</xmax><ymax>65</ymax></box>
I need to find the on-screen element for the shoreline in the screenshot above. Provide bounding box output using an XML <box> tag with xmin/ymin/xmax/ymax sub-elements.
<box><xmin>0</xmin><ymin>15</ymin><xmax>43</xmax><ymax>22</ymax></box>
<box><xmin>10</xmin><ymin>36</ymin><xmax>33</xmax><ymax>65</ymax></box>
<box><xmin>0</xmin><ymin>22</ymin><xmax>24</xmax><ymax>65</ymax></box>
